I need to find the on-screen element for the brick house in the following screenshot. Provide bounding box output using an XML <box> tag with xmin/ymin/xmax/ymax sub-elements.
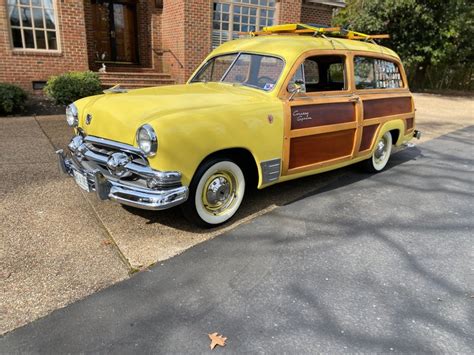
<box><xmin>0</xmin><ymin>0</ymin><xmax>345</xmax><ymax>93</ymax></box>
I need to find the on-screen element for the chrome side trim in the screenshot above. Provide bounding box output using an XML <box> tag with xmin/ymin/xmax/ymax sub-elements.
<box><xmin>261</xmin><ymin>158</ymin><xmax>281</xmax><ymax>184</ymax></box>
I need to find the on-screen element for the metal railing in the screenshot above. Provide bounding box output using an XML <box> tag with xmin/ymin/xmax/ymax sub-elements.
<box><xmin>152</xmin><ymin>48</ymin><xmax>184</xmax><ymax>69</ymax></box>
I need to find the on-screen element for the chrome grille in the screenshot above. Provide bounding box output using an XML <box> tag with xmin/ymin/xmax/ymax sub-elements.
<box><xmin>83</xmin><ymin>137</ymin><xmax>148</xmax><ymax>166</ymax></box>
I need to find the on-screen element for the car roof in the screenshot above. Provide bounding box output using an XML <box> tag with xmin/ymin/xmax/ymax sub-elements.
<box><xmin>211</xmin><ymin>35</ymin><xmax>401</xmax><ymax>62</ymax></box>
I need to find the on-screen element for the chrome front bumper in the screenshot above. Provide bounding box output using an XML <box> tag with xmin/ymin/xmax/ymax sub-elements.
<box><xmin>57</xmin><ymin>135</ymin><xmax>188</xmax><ymax>211</ymax></box>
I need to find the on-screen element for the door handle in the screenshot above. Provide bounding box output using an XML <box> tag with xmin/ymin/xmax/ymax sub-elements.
<box><xmin>349</xmin><ymin>96</ymin><xmax>360</xmax><ymax>102</ymax></box>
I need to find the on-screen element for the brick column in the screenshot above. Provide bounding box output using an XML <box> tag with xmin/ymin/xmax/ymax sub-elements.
<box><xmin>278</xmin><ymin>0</ymin><xmax>302</xmax><ymax>24</ymax></box>
<box><xmin>161</xmin><ymin>0</ymin><xmax>186</xmax><ymax>83</ymax></box>
<box><xmin>301</xmin><ymin>4</ymin><xmax>334</xmax><ymax>26</ymax></box>
<box><xmin>161</xmin><ymin>0</ymin><xmax>212</xmax><ymax>84</ymax></box>
<box><xmin>183</xmin><ymin>0</ymin><xmax>212</xmax><ymax>81</ymax></box>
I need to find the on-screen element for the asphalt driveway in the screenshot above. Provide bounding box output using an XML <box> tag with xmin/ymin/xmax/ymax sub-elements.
<box><xmin>1</xmin><ymin>93</ymin><xmax>472</xmax><ymax>335</ymax></box>
<box><xmin>1</xmin><ymin>124</ymin><xmax>472</xmax><ymax>353</ymax></box>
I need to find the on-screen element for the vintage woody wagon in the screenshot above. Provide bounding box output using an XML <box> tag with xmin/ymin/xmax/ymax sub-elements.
<box><xmin>58</xmin><ymin>24</ymin><xmax>421</xmax><ymax>227</ymax></box>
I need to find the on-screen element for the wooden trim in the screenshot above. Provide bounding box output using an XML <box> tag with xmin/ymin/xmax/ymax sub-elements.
<box><xmin>290</xmin><ymin>102</ymin><xmax>355</xmax><ymax>130</ymax></box>
<box><xmin>349</xmin><ymin>50</ymin><xmax>409</xmax><ymax>90</ymax></box>
<box><xmin>359</xmin><ymin>124</ymin><xmax>379</xmax><ymax>152</ymax></box>
<box><xmin>405</xmin><ymin>117</ymin><xmax>414</xmax><ymax>133</ymax></box>
<box><xmin>290</xmin><ymin>121</ymin><xmax>357</xmax><ymax>138</ymax></box>
<box><xmin>288</xmin><ymin>129</ymin><xmax>356</xmax><ymax>170</ymax></box>
<box><xmin>278</xmin><ymin>49</ymin><xmax>353</xmax><ymax>100</ymax></box>
<box><xmin>363</xmin><ymin>97</ymin><xmax>412</xmax><ymax>120</ymax></box>
<box><xmin>361</xmin><ymin>112</ymin><xmax>413</xmax><ymax>126</ymax></box>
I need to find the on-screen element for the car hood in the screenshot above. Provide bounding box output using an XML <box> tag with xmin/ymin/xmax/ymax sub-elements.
<box><xmin>79</xmin><ymin>82</ymin><xmax>270</xmax><ymax>145</ymax></box>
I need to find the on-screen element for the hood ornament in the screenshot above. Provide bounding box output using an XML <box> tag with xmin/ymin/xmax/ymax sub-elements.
<box><xmin>103</xmin><ymin>84</ymin><xmax>128</xmax><ymax>94</ymax></box>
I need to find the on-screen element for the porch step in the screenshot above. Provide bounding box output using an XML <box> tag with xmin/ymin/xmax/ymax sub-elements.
<box><xmin>99</xmin><ymin>72</ymin><xmax>172</xmax><ymax>79</ymax></box>
<box><xmin>99</xmin><ymin>71</ymin><xmax>175</xmax><ymax>89</ymax></box>
<box><xmin>103</xmin><ymin>66</ymin><xmax>158</xmax><ymax>73</ymax></box>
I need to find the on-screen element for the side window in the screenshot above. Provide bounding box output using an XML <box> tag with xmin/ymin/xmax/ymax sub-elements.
<box><xmin>328</xmin><ymin>63</ymin><xmax>344</xmax><ymax>84</ymax></box>
<box><xmin>289</xmin><ymin>55</ymin><xmax>346</xmax><ymax>93</ymax></box>
<box><xmin>303</xmin><ymin>60</ymin><xmax>319</xmax><ymax>84</ymax></box>
<box><xmin>354</xmin><ymin>56</ymin><xmax>404</xmax><ymax>89</ymax></box>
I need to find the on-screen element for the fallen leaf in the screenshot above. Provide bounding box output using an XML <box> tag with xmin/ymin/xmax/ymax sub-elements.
<box><xmin>102</xmin><ymin>240</ymin><xmax>112</xmax><ymax>246</ymax></box>
<box><xmin>208</xmin><ymin>332</ymin><xmax>227</xmax><ymax>350</ymax></box>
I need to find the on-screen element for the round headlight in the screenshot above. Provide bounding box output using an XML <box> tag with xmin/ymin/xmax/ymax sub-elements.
<box><xmin>136</xmin><ymin>124</ymin><xmax>158</xmax><ymax>156</ymax></box>
<box><xmin>66</xmin><ymin>104</ymin><xmax>78</xmax><ymax>127</ymax></box>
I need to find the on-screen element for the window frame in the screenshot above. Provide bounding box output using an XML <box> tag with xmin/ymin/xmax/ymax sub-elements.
<box><xmin>351</xmin><ymin>52</ymin><xmax>408</xmax><ymax>93</ymax></box>
<box><xmin>7</xmin><ymin>0</ymin><xmax>61</xmax><ymax>53</ymax></box>
<box><xmin>189</xmin><ymin>51</ymin><xmax>286</xmax><ymax>93</ymax></box>
<box><xmin>212</xmin><ymin>0</ymin><xmax>277</xmax><ymax>49</ymax></box>
<box><xmin>281</xmin><ymin>51</ymin><xmax>351</xmax><ymax>98</ymax></box>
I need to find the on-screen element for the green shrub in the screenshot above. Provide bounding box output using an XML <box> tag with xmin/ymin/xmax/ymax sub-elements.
<box><xmin>44</xmin><ymin>71</ymin><xmax>103</xmax><ymax>106</ymax></box>
<box><xmin>0</xmin><ymin>83</ymin><xmax>28</xmax><ymax>115</ymax></box>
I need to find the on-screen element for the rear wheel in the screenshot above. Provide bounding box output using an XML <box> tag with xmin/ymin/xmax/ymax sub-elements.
<box><xmin>182</xmin><ymin>158</ymin><xmax>245</xmax><ymax>228</ymax></box>
<box><xmin>363</xmin><ymin>131</ymin><xmax>392</xmax><ymax>173</ymax></box>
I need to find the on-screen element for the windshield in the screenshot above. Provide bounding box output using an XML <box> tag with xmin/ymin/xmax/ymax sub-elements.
<box><xmin>191</xmin><ymin>53</ymin><xmax>285</xmax><ymax>92</ymax></box>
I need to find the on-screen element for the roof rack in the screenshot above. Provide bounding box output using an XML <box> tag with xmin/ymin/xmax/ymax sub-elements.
<box><xmin>246</xmin><ymin>23</ymin><xmax>389</xmax><ymax>41</ymax></box>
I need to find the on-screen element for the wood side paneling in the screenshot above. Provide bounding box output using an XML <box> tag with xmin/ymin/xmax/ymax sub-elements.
<box><xmin>363</xmin><ymin>97</ymin><xmax>412</xmax><ymax>120</ymax></box>
<box><xmin>291</xmin><ymin>102</ymin><xmax>355</xmax><ymax>130</ymax></box>
<box><xmin>405</xmin><ymin>117</ymin><xmax>414</xmax><ymax>132</ymax></box>
<box><xmin>359</xmin><ymin>124</ymin><xmax>379</xmax><ymax>151</ymax></box>
<box><xmin>289</xmin><ymin>129</ymin><xmax>355</xmax><ymax>169</ymax></box>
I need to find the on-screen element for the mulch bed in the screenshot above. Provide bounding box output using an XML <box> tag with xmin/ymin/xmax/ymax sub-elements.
<box><xmin>1</xmin><ymin>97</ymin><xmax>65</xmax><ymax>117</ymax></box>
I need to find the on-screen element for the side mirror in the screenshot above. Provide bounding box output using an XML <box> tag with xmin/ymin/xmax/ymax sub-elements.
<box><xmin>288</xmin><ymin>80</ymin><xmax>304</xmax><ymax>101</ymax></box>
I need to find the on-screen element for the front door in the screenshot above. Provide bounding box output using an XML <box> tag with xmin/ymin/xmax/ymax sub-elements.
<box><xmin>282</xmin><ymin>53</ymin><xmax>362</xmax><ymax>176</ymax></box>
<box><xmin>91</xmin><ymin>0</ymin><xmax>138</xmax><ymax>64</ymax></box>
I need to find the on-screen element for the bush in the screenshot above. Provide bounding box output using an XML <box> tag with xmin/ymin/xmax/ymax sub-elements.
<box><xmin>0</xmin><ymin>83</ymin><xmax>28</xmax><ymax>115</ymax></box>
<box><xmin>44</xmin><ymin>71</ymin><xmax>103</xmax><ymax>106</ymax></box>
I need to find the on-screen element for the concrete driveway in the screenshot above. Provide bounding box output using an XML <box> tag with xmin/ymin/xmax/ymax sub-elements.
<box><xmin>1</xmin><ymin>123</ymin><xmax>472</xmax><ymax>353</ymax></box>
<box><xmin>0</xmin><ymin>93</ymin><xmax>473</xmax><ymax>335</ymax></box>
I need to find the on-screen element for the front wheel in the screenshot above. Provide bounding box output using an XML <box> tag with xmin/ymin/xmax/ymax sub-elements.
<box><xmin>363</xmin><ymin>131</ymin><xmax>393</xmax><ymax>173</ymax></box>
<box><xmin>182</xmin><ymin>159</ymin><xmax>246</xmax><ymax>228</ymax></box>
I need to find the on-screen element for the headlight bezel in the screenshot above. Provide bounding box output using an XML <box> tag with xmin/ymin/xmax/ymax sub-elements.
<box><xmin>66</xmin><ymin>103</ymin><xmax>79</xmax><ymax>127</ymax></box>
<box><xmin>136</xmin><ymin>124</ymin><xmax>158</xmax><ymax>157</ymax></box>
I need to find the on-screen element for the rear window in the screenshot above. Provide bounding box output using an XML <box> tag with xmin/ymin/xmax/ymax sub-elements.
<box><xmin>354</xmin><ymin>56</ymin><xmax>404</xmax><ymax>90</ymax></box>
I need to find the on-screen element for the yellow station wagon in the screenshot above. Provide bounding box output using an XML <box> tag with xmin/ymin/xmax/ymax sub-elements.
<box><xmin>58</xmin><ymin>24</ymin><xmax>421</xmax><ymax>227</ymax></box>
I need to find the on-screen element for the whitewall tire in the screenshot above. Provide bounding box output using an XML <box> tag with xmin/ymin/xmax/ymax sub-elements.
<box><xmin>364</xmin><ymin>132</ymin><xmax>393</xmax><ymax>172</ymax></box>
<box><xmin>182</xmin><ymin>159</ymin><xmax>246</xmax><ymax>228</ymax></box>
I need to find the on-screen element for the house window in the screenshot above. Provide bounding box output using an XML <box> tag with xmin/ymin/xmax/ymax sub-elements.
<box><xmin>212</xmin><ymin>0</ymin><xmax>276</xmax><ymax>49</ymax></box>
<box><xmin>7</xmin><ymin>0</ymin><xmax>59</xmax><ymax>51</ymax></box>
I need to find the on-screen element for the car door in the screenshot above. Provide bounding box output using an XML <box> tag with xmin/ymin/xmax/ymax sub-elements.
<box><xmin>280</xmin><ymin>51</ymin><xmax>363</xmax><ymax>176</ymax></box>
<box><xmin>351</xmin><ymin>53</ymin><xmax>414</xmax><ymax>155</ymax></box>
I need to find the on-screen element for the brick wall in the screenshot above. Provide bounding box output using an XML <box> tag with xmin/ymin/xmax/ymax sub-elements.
<box><xmin>161</xmin><ymin>0</ymin><xmax>212</xmax><ymax>84</ymax></box>
<box><xmin>300</xmin><ymin>4</ymin><xmax>333</xmax><ymax>26</ymax></box>
<box><xmin>278</xmin><ymin>0</ymin><xmax>302</xmax><ymax>24</ymax></box>
<box><xmin>0</xmin><ymin>0</ymin><xmax>89</xmax><ymax>94</ymax></box>
<box><xmin>183</xmin><ymin>0</ymin><xmax>212</xmax><ymax>82</ymax></box>
<box><xmin>161</xmin><ymin>0</ymin><xmax>186</xmax><ymax>82</ymax></box>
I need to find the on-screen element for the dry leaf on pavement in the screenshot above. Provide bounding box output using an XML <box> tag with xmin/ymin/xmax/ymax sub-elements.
<box><xmin>208</xmin><ymin>332</ymin><xmax>227</xmax><ymax>350</ymax></box>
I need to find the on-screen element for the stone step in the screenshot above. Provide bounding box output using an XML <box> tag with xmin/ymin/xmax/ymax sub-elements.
<box><xmin>98</xmin><ymin>72</ymin><xmax>172</xmax><ymax>79</ymax></box>
<box><xmin>101</xmin><ymin>81</ymin><xmax>175</xmax><ymax>89</ymax></box>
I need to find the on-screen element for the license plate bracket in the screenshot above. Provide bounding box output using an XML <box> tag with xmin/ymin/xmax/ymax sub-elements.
<box><xmin>73</xmin><ymin>170</ymin><xmax>90</xmax><ymax>192</ymax></box>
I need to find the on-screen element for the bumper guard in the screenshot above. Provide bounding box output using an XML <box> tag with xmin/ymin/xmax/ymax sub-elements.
<box><xmin>56</xmin><ymin>136</ymin><xmax>189</xmax><ymax>211</ymax></box>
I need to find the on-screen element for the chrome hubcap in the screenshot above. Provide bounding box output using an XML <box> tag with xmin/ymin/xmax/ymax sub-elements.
<box><xmin>202</xmin><ymin>172</ymin><xmax>237</xmax><ymax>215</ymax></box>
<box><xmin>374</xmin><ymin>137</ymin><xmax>387</xmax><ymax>163</ymax></box>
